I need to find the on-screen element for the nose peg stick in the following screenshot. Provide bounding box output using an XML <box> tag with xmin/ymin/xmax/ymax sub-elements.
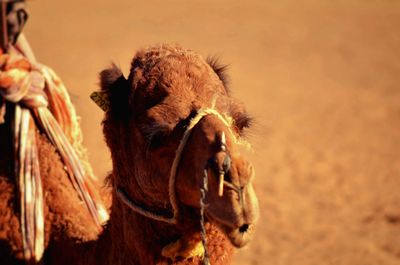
<box><xmin>220</xmin><ymin>131</ymin><xmax>226</xmax><ymax>151</ymax></box>
<box><xmin>218</xmin><ymin>171</ymin><xmax>224</xmax><ymax>197</ymax></box>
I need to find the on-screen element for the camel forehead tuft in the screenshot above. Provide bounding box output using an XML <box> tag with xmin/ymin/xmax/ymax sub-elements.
<box><xmin>130</xmin><ymin>43</ymin><xmax>202</xmax><ymax>74</ymax></box>
<box><xmin>129</xmin><ymin>44</ymin><xmax>227</xmax><ymax>113</ymax></box>
<box><xmin>129</xmin><ymin>44</ymin><xmax>224</xmax><ymax>90</ymax></box>
<box><xmin>136</xmin><ymin>43</ymin><xmax>195</xmax><ymax>60</ymax></box>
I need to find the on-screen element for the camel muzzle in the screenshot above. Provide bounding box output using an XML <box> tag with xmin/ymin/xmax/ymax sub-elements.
<box><xmin>205</xmin><ymin>149</ymin><xmax>259</xmax><ymax>248</ymax></box>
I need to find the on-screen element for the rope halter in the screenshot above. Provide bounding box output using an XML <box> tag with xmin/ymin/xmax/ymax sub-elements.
<box><xmin>115</xmin><ymin>99</ymin><xmax>250</xmax><ymax>224</ymax></box>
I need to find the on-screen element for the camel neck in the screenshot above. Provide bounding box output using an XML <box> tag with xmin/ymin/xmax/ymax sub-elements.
<box><xmin>46</xmin><ymin>189</ymin><xmax>233</xmax><ymax>265</ymax></box>
<box><xmin>107</xmin><ymin>195</ymin><xmax>184</xmax><ymax>264</ymax></box>
<box><xmin>77</xmin><ymin>194</ymin><xmax>181</xmax><ymax>265</ymax></box>
<box><xmin>47</xmin><ymin>200</ymin><xmax>140</xmax><ymax>265</ymax></box>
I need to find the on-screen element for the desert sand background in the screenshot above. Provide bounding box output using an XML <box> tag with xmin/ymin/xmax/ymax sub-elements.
<box><xmin>24</xmin><ymin>0</ymin><xmax>400</xmax><ymax>264</ymax></box>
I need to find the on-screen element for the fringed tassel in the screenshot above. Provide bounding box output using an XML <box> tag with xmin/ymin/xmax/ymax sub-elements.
<box><xmin>14</xmin><ymin>105</ymin><xmax>44</xmax><ymax>263</ymax></box>
<box><xmin>40</xmin><ymin>66</ymin><xmax>98</xmax><ymax>184</ymax></box>
<box><xmin>36</xmin><ymin>107</ymin><xmax>104</xmax><ymax>228</ymax></box>
<box><xmin>0</xmin><ymin>96</ymin><xmax>5</xmax><ymax>124</ymax></box>
<box><xmin>32</xmin><ymin>122</ymin><xmax>44</xmax><ymax>261</ymax></box>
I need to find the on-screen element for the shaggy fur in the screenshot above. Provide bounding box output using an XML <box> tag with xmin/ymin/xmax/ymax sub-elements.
<box><xmin>0</xmin><ymin>104</ymin><xmax>102</xmax><ymax>264</ymax></box>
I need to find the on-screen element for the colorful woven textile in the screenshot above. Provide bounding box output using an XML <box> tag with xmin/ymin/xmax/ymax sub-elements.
<box><xmin>0</xmin><ymin>35</ymin><xmax>108</xmax><ymax>263</ymax></box>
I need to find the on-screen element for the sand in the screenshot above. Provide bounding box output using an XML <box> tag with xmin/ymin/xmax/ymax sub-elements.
<box><xmin>24</xmin><ymin>0</ymin><xmax>400</xmax><ymax>264</ymax></box>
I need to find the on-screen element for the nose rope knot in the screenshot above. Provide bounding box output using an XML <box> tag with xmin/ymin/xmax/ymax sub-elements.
<box><xmin>223</xmin><ymin>181</ymin><xmax>246</xmax><ymax>207</ymax></box>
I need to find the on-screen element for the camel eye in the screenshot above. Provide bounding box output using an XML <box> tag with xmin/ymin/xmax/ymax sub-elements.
<box><xmin>174</xmin><ymin>110</ymin><xmax>198</xmax><ymax>131</ymax></box>
<box><xmin>141</xmin><ymin>122</ymin><xmax>171</xmax><ymax>149</ymax></box>
<box><xmin>142</xmin><ymin>111</ymin><xmax>197</xmax><ymax>149</ymax></box>
<box><xmin>148</xmin><ymin>131</ymin><xmax>167</xmax><ymax>149</ymax></box>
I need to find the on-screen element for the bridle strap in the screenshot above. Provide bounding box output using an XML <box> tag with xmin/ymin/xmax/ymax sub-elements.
<box><xmin>223</xmin><ymin>181</ymin><xmax>246</xmax><ymax>207</ymax></box>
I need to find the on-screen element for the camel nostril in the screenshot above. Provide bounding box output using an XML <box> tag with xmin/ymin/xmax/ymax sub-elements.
<box><xmin>223</xmin><ymin>170</ymin><xmax>232</xmax><ymax>183</ymax></box>
<box><xmin>222</xmin><ymin>154</ymin><xmax>231</xmax><ymax>172</ymax></box>
<box><xmin>239</xmin><ymin>224</ymin><xmax>249</xmax><ymax>233</ymax></box>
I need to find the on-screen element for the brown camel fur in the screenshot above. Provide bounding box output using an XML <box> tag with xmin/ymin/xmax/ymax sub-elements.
<box><xmin>0</xmin><ymin>104</ymin><xmax>104</xmax><ymax>264</ymax></box>
<box><xmin>45</xmin><ymin>44</ymin><xmax>259</xmax><ymax>265</ymax></box>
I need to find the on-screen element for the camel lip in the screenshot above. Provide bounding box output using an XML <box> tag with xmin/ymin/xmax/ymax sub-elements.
<box><xmin>224</xmin><ymin>223</ymin><xmax>254</xmax><ymax>248</ymax></box>
<box><xmin>205</xmin><ymin>212</ymin><xmax>254</xmax><ymax>248</ymax></box>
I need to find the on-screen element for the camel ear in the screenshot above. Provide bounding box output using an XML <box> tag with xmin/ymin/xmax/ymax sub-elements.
<box><xmin>99</xmin><ymin>64</ymin><xmax>131</xmax><ymax>119</ymax></box>
<box><xmin>206</xmin><ymin>55</ymin><xmax>230</xmax><ymax>93</ymax></box>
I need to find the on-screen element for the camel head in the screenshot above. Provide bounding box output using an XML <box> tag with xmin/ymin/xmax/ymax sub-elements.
<box><xmin>101</xmin><ymin>44</ymin><xmax>259</xmax><ymax>248</ymax></box>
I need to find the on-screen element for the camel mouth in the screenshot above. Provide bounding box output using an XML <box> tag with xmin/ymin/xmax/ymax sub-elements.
<box><xmin>223</xmin><ymin>223</ymin><xmax>254</xmax><ymax>248</ymax></box>
<box><xmin>205</xmin><ymin>213</ymin><xmax>255</xmax><ymax>248</ymax></box>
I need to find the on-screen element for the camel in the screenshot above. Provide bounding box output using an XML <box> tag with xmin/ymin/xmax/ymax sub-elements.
<box><xmin>1</xmin><ymin>42</ymin><xmax>259</xmax><ymax>265</ymax></box>
<box><xmin>46</xmin><ymin>44</ymin><xmax>260</xmax><ymax>265</ymax></box>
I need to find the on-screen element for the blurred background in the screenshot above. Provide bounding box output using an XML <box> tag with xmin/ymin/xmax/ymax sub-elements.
<box><xmin>24</xmin><ymin>1</ymin><xmax>400</xmax><ymax>264</ymax></box>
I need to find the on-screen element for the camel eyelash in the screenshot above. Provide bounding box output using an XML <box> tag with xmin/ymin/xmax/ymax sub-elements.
<box><xmin>234</xmin><ymin>113</ymin><xmax>253</xmax><ymax>134</ymax></box>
